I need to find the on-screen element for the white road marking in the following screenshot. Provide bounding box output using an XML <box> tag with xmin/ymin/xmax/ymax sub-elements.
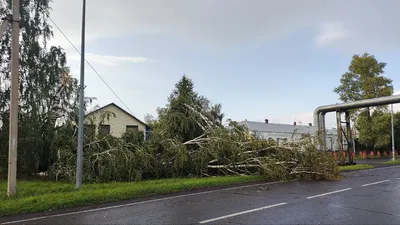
<box><xmin>396</xmin><ymin>178</ymin><xmax>400</xmax><ymax>180</ymax></box>
<box><xmin>306</xmin><ymin>188</ymin><xmax>352</xmax><ymax>199</ymax></box>
<box><xmin>1</xmin><ymin>180</ymin><xmax>293</xmax><ymax>225</ymax></box>
<box><xmin>3</xmin><ymin>165</ymin><xmax>399</xmax><ymax>225</ymax></box>
<box><xmin>361</xmin><ymin>180</ymin><xmax>390</xmax><ymax>187</ymax></box>
<box><xmin>198</xmin><ymin>202</ymin><xmax>287</xmax><ymax>224</ymax></box>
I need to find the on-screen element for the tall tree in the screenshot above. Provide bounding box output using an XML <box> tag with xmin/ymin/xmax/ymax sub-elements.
<box><xmin>157</xmin><ymin>75</ymin><xmax>225</xmax><ymax>142</ymax></box>
<box><xmin>334</xmin><ymin>53</ymin><xmax>393</xmax><ymax>105</ymax></box>
<box><xmin>157</xmin><ymin>75</ymin><xmax>204</xmax><ymax>142</ymax></box>
<box><xmin>333</xmin><ymin>53</ymin><xmax>393</xmax><ymax>149</ymax></box>
<box><xmin>0</xmin><ymin>0</ymin><xmax>80</xmax><ymax>173</ymax></box>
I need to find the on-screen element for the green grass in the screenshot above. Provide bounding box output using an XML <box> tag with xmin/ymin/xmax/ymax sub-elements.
<box><xmin>339</xmin><ymin>164</ymin><xmax>374</xmax><ymax>172</ymax></box>
<box><xmin>0</xmin><ymin>175</ymin><xmax>266</xmax><ymax>216</ymax></box>
<box><xmin>383</xmin><ymin>159</ymin><xmax>400</xmax><ymax>165</ymax></box>
<box><xmin>353</xmin><ymin>156</ymin><xmax>392</xmax><ymax>160</ymax></box>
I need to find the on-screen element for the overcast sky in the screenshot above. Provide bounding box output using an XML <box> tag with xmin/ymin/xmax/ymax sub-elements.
<box><xmin>49</xmin><ymin>0</ymin><xmax>400</xmax><ymax>128</ymax></box>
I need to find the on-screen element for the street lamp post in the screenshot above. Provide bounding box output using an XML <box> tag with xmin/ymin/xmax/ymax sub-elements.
<box><xmin>76</xmin><ymin>0</ymin><xmax>86</xmax><ymax>189</ymax></box>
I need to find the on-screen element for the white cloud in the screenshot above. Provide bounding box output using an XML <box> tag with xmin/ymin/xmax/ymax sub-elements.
<box><xmin>315</xmin><ymin>23</ymin><xmax>350</xmax><ymax>48</ymax></box>
<box><xmin>48</xmin><ymin>0</ymin><xmax>400</xmax><ymax>52</ymax></box>
<box><xmin>68</xmin><ymin>53</ymin><xmax>148</xmax><ymax>66</ymax></box>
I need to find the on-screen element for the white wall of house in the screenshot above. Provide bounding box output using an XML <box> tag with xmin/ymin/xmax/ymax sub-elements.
<box><xmin>253</xmin><ymin>131</ymin><xmax>340</xmax><ymax>151</ymax></box>
<box><xmin>85</xmin><ymin>104</ymin><xmax>146</xmax><ymax>138</ymax></box>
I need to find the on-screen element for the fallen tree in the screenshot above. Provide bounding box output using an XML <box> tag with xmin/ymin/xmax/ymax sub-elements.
<box><xmin>48</xmin><ymin>119</ymin><xmax>339</xmax><ymax>182</ymax></box>
<box><xmin>47</xmin><ymin>75</ymin><xmax>339</xmax><ymax>182</ymax></box>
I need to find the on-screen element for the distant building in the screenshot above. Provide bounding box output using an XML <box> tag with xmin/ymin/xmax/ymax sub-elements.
<box><xmin>238</xmin><ymin>120</ymin><xmax>340</xmax><ymax>151</ymax></box>
<box><xmin>85</xmin><ymin>103</ymin><xmax>150</xmax><ymax>139</ymax></box>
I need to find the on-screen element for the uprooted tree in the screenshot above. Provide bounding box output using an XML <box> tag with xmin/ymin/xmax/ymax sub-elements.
<box><xmin>48</xmin><ymin>75</ymin><xmax>340</xmax><ymax>182</ymax></box>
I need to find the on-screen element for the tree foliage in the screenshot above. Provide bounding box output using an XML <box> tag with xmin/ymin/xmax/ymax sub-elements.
<box><xmin>334</xmin><ymin>53</ymin><xmax>394</xmax><ymax>149</ymax></box>
<box><xmin>156</xmin><ymin>75</ymin><xmax>224</xmax><ymax>142</ymax></box>
<box><xmin>334</xmin><ymin>53</ymin><xmax>392</xmax><ymax>103</ymax></box>
<box><xmin>356</xmin><ymin>110</ymin><xmax>393</xmax><ymax>149</ymax></box>
<box><xmin>0</xmin><ymin>0</ymin><xmax>79</xmax><ymax>174</ymax></box>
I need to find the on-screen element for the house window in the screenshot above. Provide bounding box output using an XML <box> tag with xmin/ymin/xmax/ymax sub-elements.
<box><xmin>84</xmin><ymin>124</ymin><xmax>95</xmax><ymax>136</ymax></box>
<box><xmin>126</xmin><ymin>125</ymin><xmax>139</xmax><ymax>132</ymax></box>
<box><xmin>99</xmin><ymin>125</ymin><xmax>111</xmax><ymax>136</ymax></box>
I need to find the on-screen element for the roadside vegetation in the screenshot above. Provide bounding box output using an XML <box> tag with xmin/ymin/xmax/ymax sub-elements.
<box><xmin>383</xmin><ymin>159</ymin><xmax>400</xmax><ymax>165</ymax></box>
<box><xmin>339</xmin><ymin>164</ymin><xmax>374</xmax><ymax>172</ymax></box>
<box><xmin>0</xmin><ymin>176</ymin><xmax>266</xmax><ymax>216</ymax></box>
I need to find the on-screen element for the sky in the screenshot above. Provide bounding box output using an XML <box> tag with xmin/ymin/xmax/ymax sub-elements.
<box><xmin>48</xmin><ymin>0</ymin><xmax>400</xmax><ymax>128</ymax></box>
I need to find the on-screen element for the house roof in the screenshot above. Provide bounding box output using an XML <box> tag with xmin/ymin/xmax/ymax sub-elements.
<box><xmin>85</xmin><ymin>103</ymin><xmax>149</xmax><ymax>128</ymax></box>
<box><xmin>238</xmin><ymin>121</ymin><xmax>337</xmax><ymax>135</ymax></box>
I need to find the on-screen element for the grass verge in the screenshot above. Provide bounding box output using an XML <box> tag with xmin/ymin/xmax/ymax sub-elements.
<box><xmin>0</xmin><ymin>175</ymin><xmax>265</xmax><ymax>217</ymax></box>
<box><xmin>353</xmin><ymin>156</ymin><xmax>393</xmax><ymax>160</ymax></box>
<box><xmin>339</xmin><ymin>164</ymin><xmax>374</xmax><ymax>172</ymax></box>
<box><xmin>383</xmin><ymin>159</ymin><xmax>400</xmax><ymax>165</ymax></box>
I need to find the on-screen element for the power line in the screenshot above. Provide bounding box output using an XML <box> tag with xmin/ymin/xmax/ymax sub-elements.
<box><xmin>47</xmin><ymin>16</ymin><xmax>135</xmax><ymax>115</ymax></box>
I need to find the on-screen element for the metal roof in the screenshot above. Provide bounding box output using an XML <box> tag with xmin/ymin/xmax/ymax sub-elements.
<box><xmin>238</xmin><ymin>121</ymin><xmax>337</xmax><ymax>135</ymax></box>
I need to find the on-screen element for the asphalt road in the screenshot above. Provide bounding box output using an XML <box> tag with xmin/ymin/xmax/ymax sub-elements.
<box><xmin>1</xmin><ymin>165</ymin><xmax>400</xmax><ymax>225</ymax></box>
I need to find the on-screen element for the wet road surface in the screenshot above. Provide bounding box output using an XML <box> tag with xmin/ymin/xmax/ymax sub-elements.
<box><xmin>1</xmin><ymin>165</ymin><xmax>400</xmax><ymax>225</ymax></box>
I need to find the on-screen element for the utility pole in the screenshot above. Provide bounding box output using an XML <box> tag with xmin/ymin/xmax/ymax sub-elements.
<box><xmin>76</xmin><ymin>0</ymin><xmax>86</xmax><ymax>189</ymax></box>
<box><xmin>7</xmin><ymin>0</ymin><xmax>20</xmax><ymax>197</ymax></box>
<box><xmin>391</xmin><ymin>104</ymin><xmax>395</xmax><ymax>161</ymax></box>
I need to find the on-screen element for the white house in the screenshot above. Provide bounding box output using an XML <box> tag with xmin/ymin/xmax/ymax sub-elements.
<box><xmin>238</xmin><ymin>120</ymin><xmax>340</xmax><ymax>151</ymax></box>
<box><xmin>85</xmin><ymin>103</ymin><xmax>150</xmax><ymax>139</ymax></box>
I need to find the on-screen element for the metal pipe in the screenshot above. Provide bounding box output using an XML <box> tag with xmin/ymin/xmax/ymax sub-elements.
<box><xmin>313</xmin><ymin>112</ymin><xmax>320</xmax><ymax>133</ymax></box>
<box><xmin>316</xmin><ymin>112</ymin><xmax>323</xmax><ymax>149</ymax></box>
<box><xmin>314</xmin><ymin>112</ymin><xmax>326</xmax><ymax>151</ymax></box>
<box><xmin>345</xmin><ymin>111</ymin><xmax>353</xmax><ymax>164</ymax></box>
<box><xmin>391</xmin><ymin>104</ymin><xmax>395</xmax><ymax>161</ymax></box>
<box><xmin>321</xmin><ymin>112</ymin><xmax>326</xmax><ymax>151</ymax></box>
<box><xmin>314</xmin><ymin>94</ymin><xmax>400</xmax><ymax>150</ymax></box>
<box><xmin>314</xmin><ymin>95</ymin><xmax>400</xmax><ymax>126</ymax></box>
<box><xmin>336</xmin><ymin>111</ymin><xmax>344</xmax><ymax>164</ymax></box>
